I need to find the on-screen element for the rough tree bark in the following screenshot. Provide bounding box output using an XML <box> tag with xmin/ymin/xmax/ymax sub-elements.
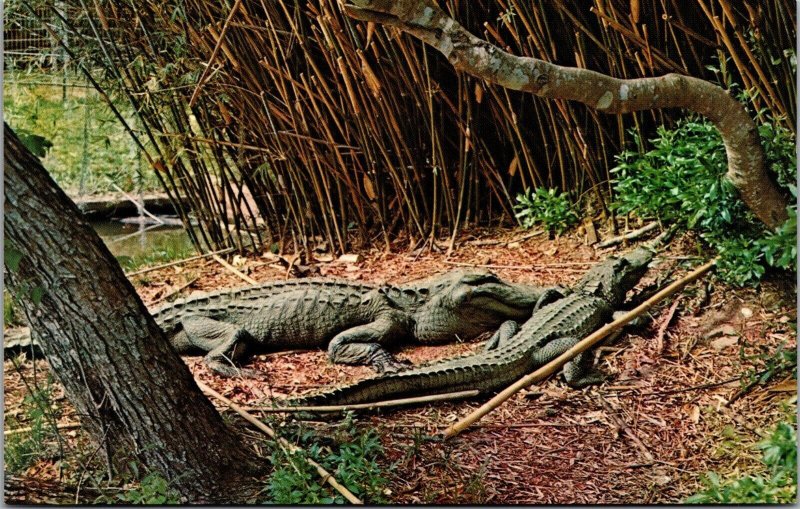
<box><xmin>341</xmin><ymin>0</ymin><xmax>789</xmax><ymax>229</ymax></box>
<box><xmin>3</xmin><ymin>124</ymin><xmax>263</xmax><ymax>503</ymax></box>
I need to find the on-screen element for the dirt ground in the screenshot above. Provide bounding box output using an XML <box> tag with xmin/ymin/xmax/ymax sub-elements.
<box><xmin>4</xmin><ymin>225</ymin><xmax>796</xmax><ymax>503</ymax></box>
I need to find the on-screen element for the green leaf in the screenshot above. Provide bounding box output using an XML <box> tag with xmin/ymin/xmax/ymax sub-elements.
<box><xmin>30</xmin><ymin>286</ymin><xmax>44</xmax><ymax>306</ymax></box>
<box><xmin>5</xmin><ymin>245</ymin><xmax>24</xmax><ymax>272</ymax></box>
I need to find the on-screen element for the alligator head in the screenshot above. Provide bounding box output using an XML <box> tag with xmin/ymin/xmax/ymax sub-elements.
<box><xmin>574</xmin><ymin>247</ymin><xmax>654</xmax><ymax>307</ymax></box>
<box><xmin>412</xmin><ymin>269</ymin><xmax>543</xmax><ymax>343</ymax></box>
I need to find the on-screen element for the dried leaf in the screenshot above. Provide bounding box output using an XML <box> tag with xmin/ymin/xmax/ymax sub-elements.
<box><xmin>688</xmin><ymin>405</ymin><xmax>700</xmax><ymax>423</ymax></box>
<box><xmin>710</xmin><ymin>335</ymin><xmax>739</xmax><ymax>351</ymax></box>
<box><xmin>508</xmin><ymin>154</ymin><xmax>519</xmax><ymax>176</ymax></box>
<box><xmin>363</xmin><ymin>176</ymin><xmax>377</xmax><ymax>200</ymax></box>
<box><xmin>474</xmin><ymin>82</ymin><xmax>483</xmax><ymax>103</ymax></box>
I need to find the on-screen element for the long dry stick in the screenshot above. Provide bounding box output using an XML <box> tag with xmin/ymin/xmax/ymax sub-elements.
<box><xmin>195</xmin><ymin>379</ymin><xmax>363</xmax><ymax>505</ymax></box>
<box><xmin>124</xmin><ymin>247</ymin><xmax>235</xmax><ymax>277</ymax></box>
<box><xmin>107</xmin><ymin>182</ymin><xmax>164</xmax><ymax>225</ymax></box>
<box><xmin>4</xmin><ymin>422</ymin><xmax>81</xmax><ymax>436</ymax></box>
<box><xmin>212</xmin><ymin>254</ymin><xmax>258</xmax><ymax>285</ymax></box>
<box><xmin>250</xmin><ymin>389</ymin><xmax>480</xmax><ymax>413</ymax></box>
<box><xmin>597</xmin><ymin>222</ymin><xmax>659</xmax><ymax>248</ymax></box>
<box><xmin>443</xmin><ymin>257</ymin><xmax>717</xmax><ymax>439</ymax></box>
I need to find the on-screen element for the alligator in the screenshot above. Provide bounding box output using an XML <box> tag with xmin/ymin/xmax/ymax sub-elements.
<box><xmin>151</xmin><ymin>269</ymin><xmax>560</xmax><ymax>377</ymax></box>
<box><xmin>289</xmin><ymin>246</ymin><xmax>656</xmax><ymax>406</ymax></box>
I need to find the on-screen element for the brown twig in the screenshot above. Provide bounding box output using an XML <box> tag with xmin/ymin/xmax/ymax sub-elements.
<box><xmin>125</xmin><ymin>247</ymin><xmax>235</xmax><ymax>277</ymax></box>
<box><xmin>5</xmin><ymin>422</ymin><xmax>81</xmax><ymax>437</ymax></box>
<box><xmin>150</xmin><ymin>276</ymin><xmax>201</xmax><ymax>306</ymax></box>
<box><xmin>212</xmin><ymin>254</ymin><xmax>258</xmax><ymax>285</ymax></box>
<box><xmin>597</xmin><ymin>222</ymin><xmax>659</xmax><ymax>248</ymax></box>
<box><xmin>654</xmin><ymin>297</ymin><xmax>681</xmax><ymax>355</ymax></box>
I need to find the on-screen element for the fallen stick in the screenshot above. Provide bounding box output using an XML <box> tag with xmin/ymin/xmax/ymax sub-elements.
<box><xmin>597</xmin><ymin>222</ymin><xmax>658</xmax><ymax>248</ymax></box>
<box><xmin>150</xmin><ymin>276</ymin><xmax>200</xmax><ymax>306</ymax></box>
<box><xmin>212</xmin><ymin>254</ymin><xmax>258</xmax><ymax>285</ymax></box>
<box><xmin>5</xmin><ymin>422</ymin><xmax>81</xmax><ymax>436</ymax></box>
<box><xmin>125</xmin><ymin>247</ymin><xmax>235</xmax><ymax>277</ymax></box>
<box><xmin>108</xmin><ymin>182</ymin><xmax>164</xmax><ymax>225</ymax></box>
<box><xmin>654</xmin><ymin>298</ymin><xmax>681</xmax><ymax>355</ymax></box>
<box><xmin>442</xmin><ymin>260</ymin><xmax>591</xmax><ymax>270</ymax></box>
<box><xmin>107</xmin><ymin>223</ymin><xmax>163</xmax><ymax>245</ymax></box>
<box><xmin>443</xmin><ymin>258</ymin><xmax>717</xmax><ymax>439</ymax></box>
<box><xmin>249</xmin><ymin>390</ymin><xmax>480</xmax><ymax>413</ymax></box>
<box><xmin>195</xmin><ymin>379</ymin><xmax>363</xmax><ymax>505</ymax></box>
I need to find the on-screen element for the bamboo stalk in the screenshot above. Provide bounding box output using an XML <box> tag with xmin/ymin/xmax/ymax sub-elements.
<box><xmin>443</xmin><ymin>258</ymin><xmax>717</xmax><ymax>438</ymax></box>
<box><xmin>195</xmin><ymin>380</ymin><xmax>364</xmax><ymax>505</ymax></box>
<box><xmin>188</xmin><ymin>0</ymin><xmax>243</xmax><ymax>107</ymax></box>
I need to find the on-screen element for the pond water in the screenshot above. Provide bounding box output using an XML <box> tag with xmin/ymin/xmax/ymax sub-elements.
<box><xmin>92</xmin><ymin>219</ymin><xmax>195</xmax><ymax>270</ymax></box>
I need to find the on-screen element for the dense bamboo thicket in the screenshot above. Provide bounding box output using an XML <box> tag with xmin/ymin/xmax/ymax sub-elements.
<box><xmin>45</xmin><ymin>0</ymin><xmax>796</xmax><ymax>253</ymax></box>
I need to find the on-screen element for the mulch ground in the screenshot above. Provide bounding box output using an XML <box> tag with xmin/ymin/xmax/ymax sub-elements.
<box><xmin>4</xmin><ymin>225</ymin><xmax>796</xmax><ymax>503</ymax></box>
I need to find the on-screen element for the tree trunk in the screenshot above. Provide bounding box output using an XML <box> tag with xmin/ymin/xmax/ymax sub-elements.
<box><xmin>3</xmin><ymin>124</ymin><xmax>263</xmax><ymax>503</ymax></box>
<box><xmin>341</xmin><ymin>0</ymin><xmax>789</xmax><ymax>229</ymax></box>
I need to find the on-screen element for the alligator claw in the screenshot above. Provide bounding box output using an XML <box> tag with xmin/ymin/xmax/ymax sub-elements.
<box><xmin>236</xmin><ymin>368</ymin><xmax>271</xmax><ymax>381</ymax></box>
<box><xmin>563</xmin><ymin>369</ymin><xmax>608</xmax><ymax>389</ymax></box>
<box><xmin>374</xmin><ymin>357</ymin><xmax>413</xmax><ymax>374</ymax></box>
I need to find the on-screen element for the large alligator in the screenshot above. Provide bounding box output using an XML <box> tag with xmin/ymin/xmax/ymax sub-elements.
<box><xmin>290</xmin><ymin>246</ymin><xmax>656</xmax><ymax>406</ymax></box>
<box><xmin>151</xmin><ymin>269</ymin><xmax>559</xmax><ymax>377</ymax></box>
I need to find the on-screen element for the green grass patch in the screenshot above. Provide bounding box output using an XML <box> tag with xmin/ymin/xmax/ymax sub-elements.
<box><xmin>109</xmin><ymin>229</ymin><xmax>196</xmax><ymax>272</ymax></box>
<box><xmin>4</xmin><ymin>374</ymin><xmax>60</xmax><ymax>475</ymax></box>
<box><xmin>3</xmin><ymin>71</ymin><xmax>161</xmax><ymax>195</ymax></box>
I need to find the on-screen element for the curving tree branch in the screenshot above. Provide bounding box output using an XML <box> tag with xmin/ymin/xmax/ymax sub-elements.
<box><xmin>342</xmin><ymin>0</ymin><xmax>789</xmax><ymax>229</ymax></box>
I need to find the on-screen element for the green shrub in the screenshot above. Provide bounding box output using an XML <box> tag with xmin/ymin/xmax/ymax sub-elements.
<box><xmin>94</xmin><ymin>462</ymin><xmax>181</xmax><ymax>505</ymax></box>
<box><xmin>612</xmin><ymin>118</ymin><xmax>796</xmax><ymax>286</ymax></box>
<box><xmin>266</xmin><ymin>417</ymin><xmax>389</xmax><ymax>504</ymax></box>
<box><xmin>4</xmin><ymin>378</ymin><xmax>58</xmax><ymax>475</ymax></box>
<box><xmin>114</xmin><ymin>471</ymin><xmax>181</xmax><ymax>505</ymax></box>
<box><xmin>686</xmin><ymin>420</ymin><xmax>797</xmax><ymax>504</ymax></box>
<box><xmin>513</xmin><ymin>187</ymin><xmax>579</xmax><ymax>234</ymax></box>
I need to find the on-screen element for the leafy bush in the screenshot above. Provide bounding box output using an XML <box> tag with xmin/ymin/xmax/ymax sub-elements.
<box><xmin>686</xmin><ymin>420</ymin><xmax>797</xmax><ymax>503</ymax></box>
<box><xmin>94</xmin><ymin>462</ymin><xmax>181</xmax><ymax>505</ymax></box>
<box><xmin>514</xmin><ymin>187</ymin><xmax>579</xmax><ymax>234</ymax></box>
<box><xmin>4</xmin><ymin>378</ymin><xmax>59</xmax><ymax>475</ymax></box>
<box><xmin>612</xmin><ymin>118</ymin><xmax>796</xmax><ymax>286</ymax></box>
<box><xmin>267</xmin><ymin>417</ymin><xmax>389</xmax><ymax>504</ymax></box>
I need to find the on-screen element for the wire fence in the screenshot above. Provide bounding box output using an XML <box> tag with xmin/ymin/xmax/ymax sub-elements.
<box><xmin>4</xmin><ymin>2</ymin><xmax>157</xmax><ymax>198</ymax></box>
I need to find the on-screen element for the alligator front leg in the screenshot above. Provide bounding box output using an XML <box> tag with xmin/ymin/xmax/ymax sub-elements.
<box><xmin>531</xmin><ymin>336</ymin><xmax>606</xmax><ymax>389</ymax></box>
<box><xmin>561</xmin><ymin>350</ymin><xmax>607</xmax><ymax>388</ymax></box>
<box><xmin>533</xmin><ymin>287</ymin><xmax>569</xmax><ymax>313</ymax></box>
<box><xmin>179</xmin><ymin>316</ymin><xmax>265</xmax><ymax>379</ymax></box>
<box><xmin>483</xmin><ymin>320</ymin><xmax>520</xmax><ymax>351</ymax></box>
<box><xmin>327</xmin><ymin>316</ymin><xmax>410</xmax><ymax>373</ymax></box>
